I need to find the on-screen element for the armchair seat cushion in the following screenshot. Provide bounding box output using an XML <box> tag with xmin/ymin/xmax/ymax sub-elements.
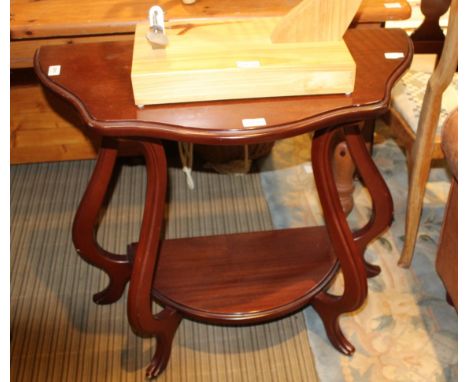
<box><xmin>391</xmin><ymin>70</ymin><xmax>458</xmax><ymax>135</ymax></box>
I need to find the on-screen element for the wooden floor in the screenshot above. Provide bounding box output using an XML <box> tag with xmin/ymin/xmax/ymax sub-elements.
<box><xmin>10</xmin><ymin>160</ymin><xmax>319</xmax><ymax>381</ymax></box>
<box><xmin>10</xmin><ymin>70</ymin><xmax>100</xmax><ymax>164</ymax></box>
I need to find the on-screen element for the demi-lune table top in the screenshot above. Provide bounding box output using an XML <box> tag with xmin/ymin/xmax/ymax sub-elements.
<box><xmin>34</xmin><ymin>27</ymin><xmax>412</xmax><ymax>145</ymax></box>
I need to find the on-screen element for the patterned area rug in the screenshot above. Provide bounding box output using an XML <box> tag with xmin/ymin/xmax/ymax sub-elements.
<box><xmin>11</xmin><ymin>160</ymin><xmax>319</xmax><ymax>381</ymax></box>
<box><xmin>259</xmin><ymin>129</ymin><xmax>458</xmax><ymax>381</ymax></box>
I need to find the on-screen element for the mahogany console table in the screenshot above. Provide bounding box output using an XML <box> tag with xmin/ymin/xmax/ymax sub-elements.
<box><xmin>34</xmin><ymin>27</ymin><xmax>412</xmax><ymax>379</ymax></box>
<box><xmin>12</xmin><ymin>0</ymin><xmax>410</xmax><ymax>164</ymax></box>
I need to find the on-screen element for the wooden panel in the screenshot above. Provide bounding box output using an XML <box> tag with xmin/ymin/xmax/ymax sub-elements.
<box><xmin>10</xmin><ymin>0</ymin><xmax>409</xmax><ymax>40</ymax></box>
<box><xmin>11</xmin><ymin>78</ymin><xmax>100</xmax><ymax>163</ymax></box>
<box><xmin>131</xmin><ymin>19</ymin><xmax>355</xmax><ymax>106</ymax></box>
<box><xmin>271</xmin><ymin>0</ymin><xmax>362</xmax><ymax>43</ymax></box>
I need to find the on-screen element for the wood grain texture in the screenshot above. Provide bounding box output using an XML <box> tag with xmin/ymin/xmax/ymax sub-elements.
<box><xmin>10</xmin><ymin>77</ymin><xmax>100</xmax><ymax>163</ymax></box>
<box><xmin>10</xmin><ymin>34</ymin><xmax>135</xmax><ymax>69</ymax></box>
<box><xmin>35</xmin><ymin>28</ymin><xmax>412</xmax><ymax>145</ymax></box>
<box><xmin>131</xmin><ymin>19</ymin><xmax>355</xmax><ymax>105</ymax></box>
<box><xmin>11</xmin><ymin>0</ymin><xmax>410</xmax><ymax>41</ymax></box>
<box><xmin>271</xmin><ymin>0</ymin><xmax>362</xmax><ymax>43</ymax></box>
<box><xmin>151</xmin><ymin>227</ymin><xmax>337</xmax><ymax>323</ymax></box>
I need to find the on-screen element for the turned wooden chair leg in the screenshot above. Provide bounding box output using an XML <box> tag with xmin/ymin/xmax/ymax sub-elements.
<box><xmin>332</xmin><ymin>141</ymin><xmax>355</xmax><ymax>215</ymax></box>
<box><xmin>331</xmin><ymin>119</ymin><xmax>374</xmax><ymax>216</ymax></box>
<box><xmin>399</xmin><ymin>139</ymin><xmax>434</xmax><ymax>267</ymax></box>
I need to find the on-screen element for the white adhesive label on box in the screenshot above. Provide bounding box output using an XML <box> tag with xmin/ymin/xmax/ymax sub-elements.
<box><xmin>48</xmin><ymin>65</ymin><xmax>61</xmax><ymax>76</ymax></box>
<box><xmin>242</xmin><ymin>118</ymin><xmax>267</xmax><ymax>128</ymax></box>
<box><xmin>236</xmin><ymin>61</ymin><xmax>261</xmax><ymax>69</ymax></box>
<box><xmin>384</xmin><ymin>52</ymin><xmax>405</xmax><ymax>59</ymax></box>
<box><xmin>384</xmin><ymin>2</ymin><xmax>402</xmax><ymax>8</ymax></box>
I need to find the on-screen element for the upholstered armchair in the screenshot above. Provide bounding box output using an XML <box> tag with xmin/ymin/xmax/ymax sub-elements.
<box><xmin>436</xmin><ymin>109</ymin><xmax>457</xmax><ymax>309</ymax></box>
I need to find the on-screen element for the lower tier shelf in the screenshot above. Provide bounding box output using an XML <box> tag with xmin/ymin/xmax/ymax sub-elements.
<box><xmin>149</xmin><ymin>226</ymin><xmax>339</xmax><ymax>324</ymax></box>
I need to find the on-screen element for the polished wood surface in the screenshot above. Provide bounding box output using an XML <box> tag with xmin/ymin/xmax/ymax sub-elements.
<box><xmin>35</xmin><ymin>26</ymin><xmax>411</xmax><ymax>378</ymax></box>
<box><xmin>151</xmin><ymin>227</ymin><xmax>338</xmax><ymax>323</ymax></box>
<box><xmin>34</xmin><ymin>28</ymin><xmax>412</xmax><ymax>145</ymax></box>
<box><xmin>11</xmin><ymin>0</ymin><xmax>410</xmax><ymax>165</ymax></box>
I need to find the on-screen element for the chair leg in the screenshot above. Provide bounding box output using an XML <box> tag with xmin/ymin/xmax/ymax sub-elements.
<box><xmin>399</xmin><ymin>153</ymin><xmax>432</xmax><ymax>267</ymax></box>
<box><xmin>398</xmin><ymin>94</ymin><xmax>442</xmax><ymax>267</ymax></box>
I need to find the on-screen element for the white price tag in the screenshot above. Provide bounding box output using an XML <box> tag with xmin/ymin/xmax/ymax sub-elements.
<box><xmin>303</xmin><ymin>164</ymin><xmax>313</xmax><ymax>174</ymax></box>
<box><xmin>236</xmin><ymin>61</ymin><xmax>261</xmax><ymax>69</ymax></box>
<box><xmin>48</xmin><ymin>65</ymin><xmax>61</xmax><ymax>76</ymax></box>
<box><xmin>384</xmin><ymin>2</ymin><xmax>402</xmax><ymax>8</ymax></box>
<box><xmin>384</xmin><ymin>52</ymin><xmax>405</xmax><ymax>59</ymax></box>
<box><xmin>242</xmin><ymin>118</ymin><xmax>267</xmax><ymax>128</ymax></box>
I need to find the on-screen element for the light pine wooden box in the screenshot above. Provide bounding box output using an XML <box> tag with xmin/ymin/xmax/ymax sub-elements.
<box><xmin>131</xmin><ymin>18</ymin><xmax>356</xmax><ymax>106</ymax></box>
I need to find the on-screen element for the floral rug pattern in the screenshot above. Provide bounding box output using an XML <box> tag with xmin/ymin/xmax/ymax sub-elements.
<box><xmin>259</xmin><ymin>131</ymin><xmax>457</xmax><ymax>381</ymax></box>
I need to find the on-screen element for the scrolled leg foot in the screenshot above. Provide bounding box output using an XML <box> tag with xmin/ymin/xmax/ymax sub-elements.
<box><xmin>312</xmin><ymin>293</ymin><xmax>355</xmax><ymax>356</ymax></box>
<box><xmin>144</xmin><ymin>308</ymin><xmax>182</xmax><ymax>380</ymax></box>
<box><xmin>145</xmin><ymin>335</ymin><xmax>174</xmax><ymax>379</ymax></box>
<box><xmin>92</xmin><ymin>265</ymin><xmax>132</xmax><ymax>304</ymax></box>
<box><xmin>364</xmin><ymin>261</ymin><xmax>381</xmax><ymax>278</ymax></box>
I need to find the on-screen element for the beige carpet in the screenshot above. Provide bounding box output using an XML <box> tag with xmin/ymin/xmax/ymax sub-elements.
<box><xmin>11</xmin><ymin>159</ymin><xmax>318</xmax><ymax>381</ymax></box>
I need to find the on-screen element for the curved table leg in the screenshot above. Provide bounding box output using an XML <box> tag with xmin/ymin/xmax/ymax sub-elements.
<box><xmin>329</xmin><ymin>124</ymin><xmax>394</xmax><ymax>277</ymax></box>
<box><xmin>126</xmin><ymin>140</ymin><xmax>182</xmax><ymax>380</ymax></box>
<box><xmin>311</xmin><ymin>126</ymin><xmax>369</xmax><ymax>355</ymax></box>
<box><xmin>343</xmin><ymin>124</ymin><xmax>394</xmax><ymax>277</ymax></box>
<box><xmin>332</xmin><ymin>141</ymin><xmax>377</xmax><ymax>275</ymax></box>
<box><xmin>72</xmin><ymin>138</ymin><xmax>132</xmax><ymax>304</ymax></box>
